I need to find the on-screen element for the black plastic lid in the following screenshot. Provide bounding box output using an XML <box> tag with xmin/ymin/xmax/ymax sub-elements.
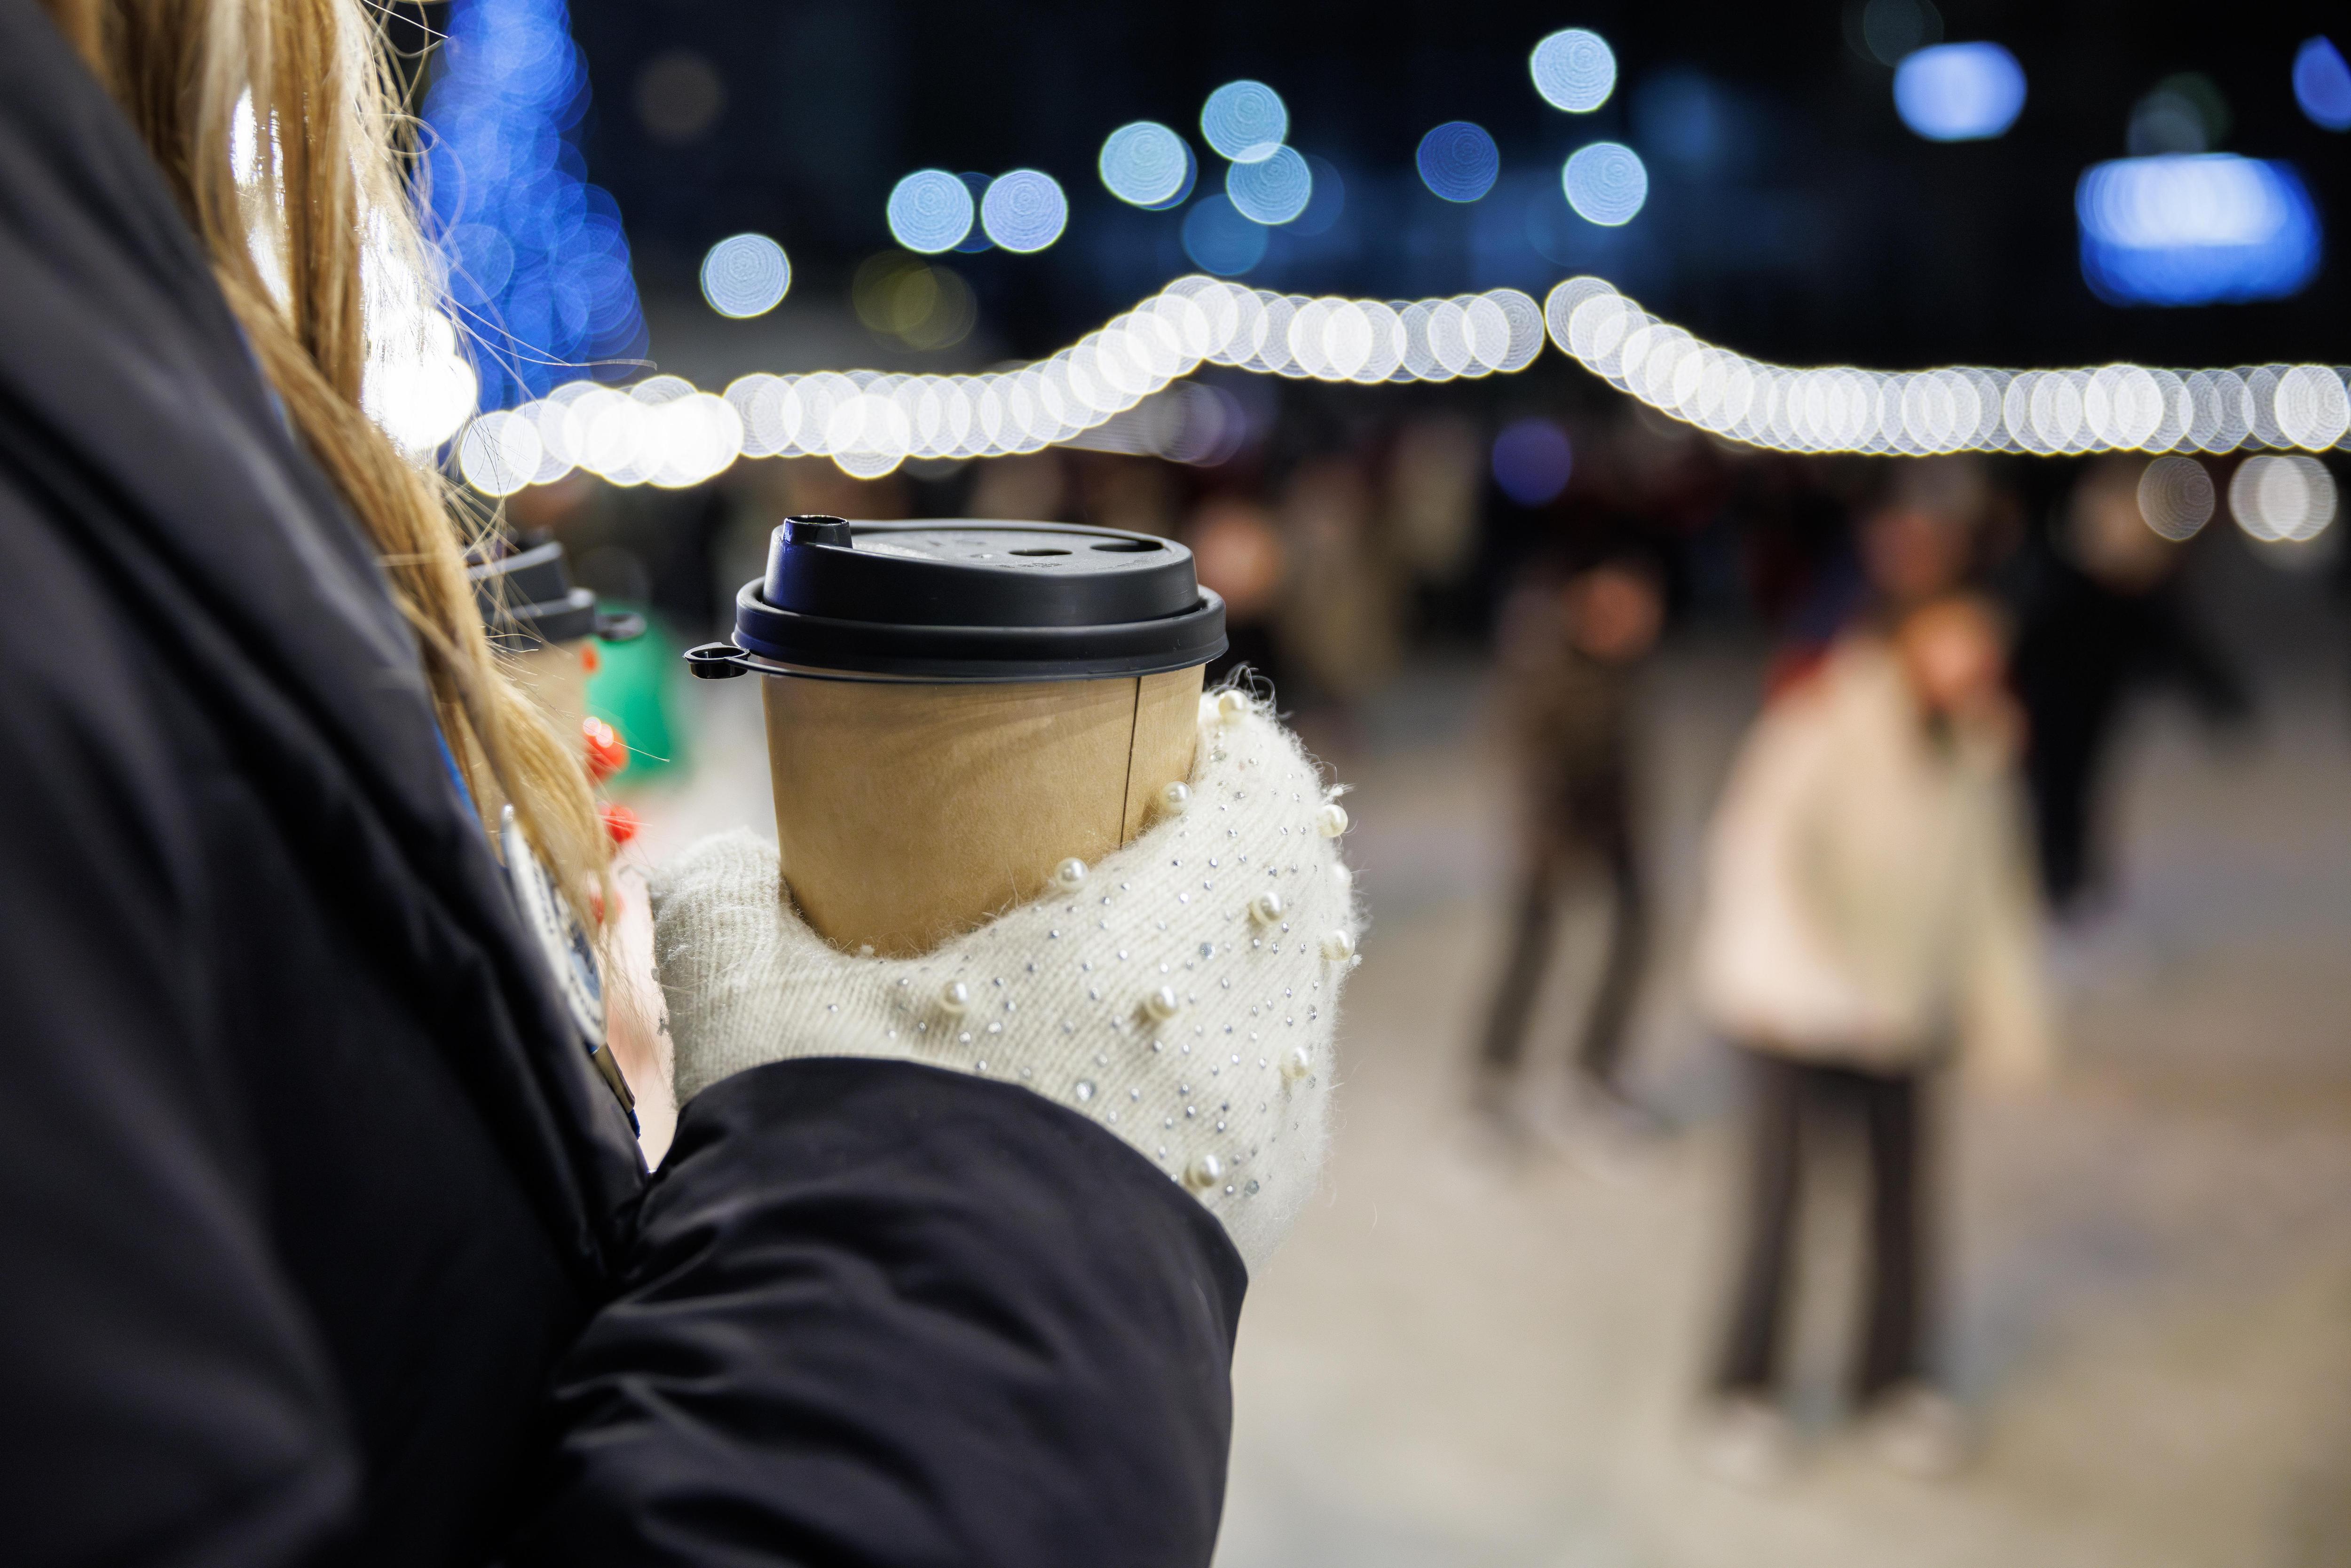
<box><xmin>467</xmin><ymin>535</ymin><xmax>645</xmax><ymax>647</ymax></box>
<box><xmin>727</xmin><ymin>517</ymin><xmax>1226</xmax><ymax>682</ymax></box>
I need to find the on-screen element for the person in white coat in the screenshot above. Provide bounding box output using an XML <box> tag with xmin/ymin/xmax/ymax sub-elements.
<box><xmin>1690</xmin><ymin>593</ymin><xmax>2052</xmax><ymax>1483</ymax></box>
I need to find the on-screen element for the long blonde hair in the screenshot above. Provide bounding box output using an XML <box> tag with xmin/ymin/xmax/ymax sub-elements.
<box><xmin>40</xmin><ymin>0</ymin><xmax>609</xmax><ymax>918</ymax></box>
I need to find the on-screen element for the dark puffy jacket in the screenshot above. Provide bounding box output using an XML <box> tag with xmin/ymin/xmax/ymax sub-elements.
<box><xmin>0</xmin><ymin>5</ymin><xmax>1242</xmax><ymax>1563</ymax></box>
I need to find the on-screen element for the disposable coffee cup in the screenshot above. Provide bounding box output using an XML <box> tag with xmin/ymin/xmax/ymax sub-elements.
<box><xmin>468</xmin><ymin>533</ymin><xmax>645</xmax><ymax>739</ymax></box>
<box><xmin>688</xmin><ymin>516</ymin><xmax>1227</xmax><ymax>957</ymax></box>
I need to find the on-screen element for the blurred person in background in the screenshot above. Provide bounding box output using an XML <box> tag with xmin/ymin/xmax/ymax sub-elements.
<box><xmin>1076</xmin><ymin>451</ymin><xmax>1182</xmax><ymax>538</ymax></box>
<box><xmin>1188</xmin><ymin>491</ymin><xmax>1289</xmax><ymax>689</ymax></box>
<box><xmin>1276</xmin><ymin>450</ymin><xmax>1406</xmax><ymax>720</ymax></box>
<box><xmin>1763</xmin><ymin>457</ymin><xmax>1991</xmax><ymax>696</ymax></box>
<box><xmin>968</xmin><ymin>446</ymin><xmax>1068</xmax><ymax>522</ymax></box>
<box><xmin>1382</xmin><ymin>414</ymin><xmax>1487</xmax><ymax>635</ymax></box>
<box><xmin>1862</xmin><ymin>458</ymin><xmax>1994</xmax><ymax>614</ymax></box>
<box><xmin>1474</xmin><ymin>551</ymin><xmax>1666</xmax><ymax>1139</ymax></box>
<box><xmin>0</xmin><ymin>0</ymin><xmax>1334</xmax><ymax>1560</ymax></box>
<box><xmin>2011</xmin><ymin>457</ymin><xmax>2250</xmax><ymax>914</ymax></box>
<box><xmin>1690</xmin><ymin>590</ymin><xmax>2052</xmax><ymax>1486</ymax></box>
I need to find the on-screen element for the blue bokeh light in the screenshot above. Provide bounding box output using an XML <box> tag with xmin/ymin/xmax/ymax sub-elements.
<box><xmin>2295</xmin><ymin>37</ymin><xmax>2351</xmax><ymax>131</ymax></box>
<box><xmin>1892</xmin><ymin>42</ymin><xmax>2027</xmax><ymax>142</ymax></box>
<box><xmin>1491</xmin><ymin>419</ymin><xmax>1574</xmax><ymax>507</ymax></box>
<box><xmin>2077</xmin><ymin>154</ymin><xmax>2322</xmax><ymax>306</ymax></box>
<box><xmin>700</xmin><ymin>233</ymin><xmax>790</xmax><ymax>318</ymax></box>
<box><xmin>886</xmin><ymin>170</ymin><xmax>975</xmax><ymax>254</ymax></box>
<box><xmin>1634</xmin><ymin>71</ymin><xmax>1736</xmax><ymax>169</ymax></box>
<box><xmin>1099</xmin><ymin>122</ymin><xmax>1196</xmax><ymax>209</ymax></box>
<box><xmin>1417</xmin><ymin>121</ymin><xmax>1500</xmax><ymax>202</ymax></box>
<box><xmin>1563</xmin><ymin>142</ymin><xmax>1649</xmax><ymax>227</ymax></box>
<box><xmin>1181</xmin><ymin>196</ymin><xmax>1270</xmax><ymax>275</ymax></box>
<box><xmin>1201</xmin><ymin>80</ymin><xmax>1288</xmax><ymax>164</ymax></box>
<box><xmin>1530</xmin><ymin>28</ymin><xmax>1616</xmax><ymax>113</ymax></box>
<box><xmin>419</xmin><ymin>0</ymin><xmax>645</xmax><ymax>407</ymax></box>
<box><xmin>447</xmin><ymin>223</ymin><xmax>515</xmax><ymax>298</ymax></box>
<box><xmin>981</xmin><ymin>169</ymin><xmax>1069</xmax><ymax>253</ymax></box>
<box><xmin>1226</xmin><ymin>145</ymin><xmax>1313</xmax><ymax>225</ymax></box>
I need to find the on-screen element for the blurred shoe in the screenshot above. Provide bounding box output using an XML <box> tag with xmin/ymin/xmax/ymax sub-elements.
<box><xmin>1468</xmin><ymin>1064</ymin><xmax>1516</xmax><ymax>1124</ymax></box>
<box><xmin>1550</xmin><ymin>1079</ymin><xmax>1667</xmax><ymax>1183</ymax></box>
<box><xmin>1576</xmin><ymin>1076</ymin><xmax>1668</xmax><ymax>1139</ymax></box>
<box><xmin>1460</xmin><ymin>1072</ymin><xmax>1541</xmax><ymax>1171</ymax></box>
<box><xmin>1689</xmin><ymin>1394</ymin><xmax>1798</xmax><ymax>1489</ymax></box>
<box><xmin>1860</xmin><ymin>1382</ymin><xmax>1972</xmax><ymax>1479</ymax></box>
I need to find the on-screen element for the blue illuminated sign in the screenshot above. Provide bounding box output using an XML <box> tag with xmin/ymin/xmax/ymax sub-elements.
<box><xmin>2077</xmin><ymin>154</ymin><xmax>2321</xmax><ymax>307</ymax></box>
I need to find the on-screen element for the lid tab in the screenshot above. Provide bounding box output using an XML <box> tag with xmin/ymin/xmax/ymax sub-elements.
<box><xmin>781</xmin><ymin>514</ymin><xmax>854</xmax><ymax>547</ymax></box>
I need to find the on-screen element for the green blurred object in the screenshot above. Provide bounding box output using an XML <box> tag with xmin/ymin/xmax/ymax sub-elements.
<box><xmin>586</xmin><ymin>607</ymin><xmax>682</xmax><ymax>785</ymax></box>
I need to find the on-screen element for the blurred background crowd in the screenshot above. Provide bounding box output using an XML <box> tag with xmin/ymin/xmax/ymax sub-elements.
<box><xmin>418</xmin><ymin>0</ymin><xmax>2351</xmax><ymax>1561</ymax></box>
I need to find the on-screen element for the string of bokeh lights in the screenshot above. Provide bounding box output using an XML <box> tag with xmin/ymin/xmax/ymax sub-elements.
<box><xmin>456</xmin><ymin>272</ymin><xmax>2351</xmax><ymax>500</ymax></box>
<box><xmin>456</xmin><ymin>279</ymin><xmax>1553</xmax><ymax>493</ymax></box>
<box><xmin>1542</xmin><ymin>276</ymin><xmax>2351</xmax><ymax>460</ymax></box>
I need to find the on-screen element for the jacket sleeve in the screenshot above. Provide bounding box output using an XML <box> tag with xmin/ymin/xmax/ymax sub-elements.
<box><xmin>508</xmin><ymin>1056</ymin><xmax>1247</xmax><ymax>1568</ymax></box>
<box><xmin>0</xmin><ymin>495</ymin><xmax>360</xmax><ymax>1567</ymax></box>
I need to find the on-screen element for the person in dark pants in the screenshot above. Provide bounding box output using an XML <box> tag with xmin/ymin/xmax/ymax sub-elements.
<box><xmin>1691</xmin><ymin>597</ymin><xmax>2052</xmax><ymax>1485</ymax></box>
<box><xmin>2011</xmin><ymin>457</ymin><xmax>2249</xmax><ymax>913</ymax></box>
<box><xmin>1476</xmin><ymin>555</ymin><xmax>1664</xmax><ymax>1130</ymax></box>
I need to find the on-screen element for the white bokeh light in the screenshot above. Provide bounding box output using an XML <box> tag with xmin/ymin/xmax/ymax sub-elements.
<box><xmin>981</xmin><ymin>170</ymin><xmax>1069</xmax><ymax>253</ymax></box>
<box><xmin>699</xmin><ymin>233</ymin><xmax>790</xmax><ymax>318</ymax></box>
<box><xmin>1201</xmin><ymin>80</ymin><xmax>1289</xmax><ymax>163</ymax></box>
<box><xmin>458</xmin><ymin>408</ymin><xmax>542</xmax><ymax>496</ymax></box>
<box><xmin>365</xmin><ymin>310</ymin><xmax>477</xmax><ymax>454</ymax></box>
<box><xmin>1531</xmin><ymin>28</ymin><xmax>1617</xmax><ymax>113</ymax></box>
<box><xmin>886</xmin><ymin>169</ymin><xmax>976</xmax><ymax>254</ymax></box>
<box><xmin>1099</xmin><ymin>122</ymin><xmax>1195</xmax><ymax>208</ymax></box>
<box><xmin>2274</xmin><ymin>364</ymin><xmax>2351</xmax><ymax>449</ymax></box>
<box><xmin>2136</xmin><ymin>455</ymin><xmax>2215</xmax><ymax>540</ymax></box>
<box><xmin>361</xmin><ymin>219</ymin><xmax>476</xmax><ymax>453</ymax></box>
<box><xmin>2229</xmin><ymin>454</ymin><xmax>2338</xmax><ymax>544</ymax></box>
<box><xmin>1563</xmin><ymin>142</ymin><xmax>1649</xmax><ymax>226</ymax></box>
<box><xmin>1226</xmin><ymin>146</ymin><xmax>1314</xmax><ymax>225</ymax></box>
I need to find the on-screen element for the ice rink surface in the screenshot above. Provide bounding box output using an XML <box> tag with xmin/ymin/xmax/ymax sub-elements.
<box><xmin>1218</xmin><ymin>641</ymin><xmax>2351</xmax><ymax>1568</ymax></box>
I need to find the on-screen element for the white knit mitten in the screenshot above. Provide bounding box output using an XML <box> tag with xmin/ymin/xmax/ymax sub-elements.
<box><xmin>648</xmin><ymin>697</ymin><xmax>1360</xmax><ymax>1274</ymax></box>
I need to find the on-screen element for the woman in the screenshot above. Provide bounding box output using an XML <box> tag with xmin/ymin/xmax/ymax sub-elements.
<box><xmin>0</xmin><ymin>0</ymin><xmax>1354</xmax><ymax>1560</ymax></box>
<box><xmin>1689</xmin><ymin>594</ymin><xmax>2051</xmax><ymax>1484</ymax></box>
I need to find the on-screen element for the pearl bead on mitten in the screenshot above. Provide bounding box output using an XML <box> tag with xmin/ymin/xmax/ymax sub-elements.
<box><xmin>647</xmin><ymin>695</ymin><xmax>1360</xmax><ymax>1274</ymax></box>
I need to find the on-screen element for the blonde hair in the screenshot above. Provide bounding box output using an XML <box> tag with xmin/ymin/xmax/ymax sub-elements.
<box><xmin>40</xmin><ymin>0</ymin><xmax>610</xmax><ymax>919</ymax></box>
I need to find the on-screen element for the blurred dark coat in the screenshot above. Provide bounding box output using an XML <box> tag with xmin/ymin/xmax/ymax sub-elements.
<box><xmin>2009</xmin><ymin>556</ymin><xmax>2248</xmax><ymax>906</ymax></box>
<box><xmin>1494</xmin><ymin>588</ymin><xmax>1638</xmax><ymax>858</ymax></box>
<box><xmin>0</xmin><ymin>7</ymin><xmax>1239</xmax><ymax>1564</ymax></box>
